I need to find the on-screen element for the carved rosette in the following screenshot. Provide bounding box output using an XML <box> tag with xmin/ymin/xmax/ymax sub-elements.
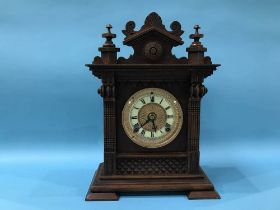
<box><xmin>143</xmin><ymin>41</ymin><xmax>163</xmax><ymax>60</ymax></box>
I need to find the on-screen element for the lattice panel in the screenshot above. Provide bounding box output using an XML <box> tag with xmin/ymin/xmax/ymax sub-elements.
<box><xmin>116</xmin><ymin>157</ymin><xmax>188</xmax><ymax>175</ymax></box>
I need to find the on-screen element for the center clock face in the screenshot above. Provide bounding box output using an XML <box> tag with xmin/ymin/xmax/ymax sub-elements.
<box><xmin>122</xmin><ymin>88</ymin><xmax>183</xmax><ymax>148</ymax></box>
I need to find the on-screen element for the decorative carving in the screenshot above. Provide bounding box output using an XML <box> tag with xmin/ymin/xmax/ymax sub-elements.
<box><xmin>123</xmin><ymin>12</ymin><xmax>184</xmax><ymax>43</ymax></box>
<box><xmin>116</xmin><ymin>157</ymin><xmax>188</xmax><ymax>175</ymax></box>
<box><xmin>187</xmin><ymin>98</ymin><xmax>200</xmax><ymax>173</ymax></box>
<box><xmin>187</xmin><ymin>74</ymin><xmax>207</xmax><ymax>173</ymax></box>
<box><xmin>143</xmin><ymin>41</ymin><xmax>163</xmax><ymax>60</ymax></box>
<box><xmin>97</xmin><ymin>85</ymin><xmax>104</xmax><ymax>97</ymax></box>
<box><xmin>102</xmin><ymin>24</ymin><xmax>116</xmax><ymax>47</ymax></box>
<box><xmin>177</xmin><ymin>57</ymin><xmax>189</xmax><ymax>64</ymax></box>
<box><xmin>98</xmin><ymin>84</ymin><xmax>115</xmax><ymax>98</ymax></box>
<box><xmin>104</xmin><ymin>96</ymin><xmax>116</xmax><ymax>175</ymax></box>
<box><xmin>189</xmin><ymin>83</ymin><xmax>208</xmax><ymax>99</ymax></box>
<box><xmin>97</xmin><ymin>25</ymin><xmax>120</xmax><ymax>64</ymax></box>
<box><xmin>190</xmin><ymin>25</ymin><xmax>204</xmax><ymax>43</ymax></box>
<box><xmin>170</xmin><ymin>21</ymin><xmax>184</xmax><ymax>37</ymax></box>
<box><xmin>204</xmin><ymin>56</ymin><xmax>212</xmax><ymax>64</ymax></box>
<box><xmin>122</xmin><ymin>21</ymin><xmax>136</xmax><ymax>36</ymax></box>
<box><xmin>141</xmin><ymin>12</ymin><xmax>166</xmax><ymax>30</ymax></box>
<box><xmin>120</xmin><ymin>12</ymin><xmax>186</xmax><ymax>64</ymax></box>
<box><xmin>85</xmin><ymin>12</ymin><xmax>221</xmax><ymax>200</ymax></box>
<box><xmin>101</xmin><ymin>74</ymin><xmax>117</xmax><ymax>175</ymax></box>
<box><xmin>93</xmin><ymin>56</ymin><xmax>103</xmax><ymax>64</ymax></box>
<box><xmin>187</xmin><ymin>25</ymin><xmax>207</xmax><ymax>64</ymax></box>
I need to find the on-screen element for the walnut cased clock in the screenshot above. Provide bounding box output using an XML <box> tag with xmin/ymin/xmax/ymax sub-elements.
<box><xmin>85</xmin><ymin>12</ymin><xmax>221</xmax><ymax>201</ymax></box>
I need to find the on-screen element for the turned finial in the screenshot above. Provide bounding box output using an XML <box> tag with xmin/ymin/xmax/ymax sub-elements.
<box><xmin>190</xmin><ymin>25</ymin><xmax>204</xmax><ymax>43</ymax></box>
<box><xmin>102</xmin><ymin>24</ymin><xmax>116</xmax><ymax>47</ymax></box>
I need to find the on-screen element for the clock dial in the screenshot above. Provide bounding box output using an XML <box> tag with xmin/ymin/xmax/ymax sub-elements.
<box><xmin>122</xmin><ymin>88</ymin><xmax>183</xmax><ymax>148</ymax></box>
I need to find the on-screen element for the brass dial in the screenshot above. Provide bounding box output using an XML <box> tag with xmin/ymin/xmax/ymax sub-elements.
<box><xmin>122</xmin><ymin>88</ymin><xmax>183</xmax><ymax>148</ymax></box>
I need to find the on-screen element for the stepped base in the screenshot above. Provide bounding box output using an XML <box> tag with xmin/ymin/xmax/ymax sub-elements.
<box><xmin>85</xmin><ymin>163</ymin><xmax>220</xmax><ymax>201</ymax></box>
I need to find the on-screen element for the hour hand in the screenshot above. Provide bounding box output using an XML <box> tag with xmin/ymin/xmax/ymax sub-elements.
<box><xmin>151</xmin><ymin>120</ymin><xmax>157</xmax><ymax>132</ymax></box>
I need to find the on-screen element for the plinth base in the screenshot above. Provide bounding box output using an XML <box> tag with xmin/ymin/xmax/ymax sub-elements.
<box><xmin>86</xmin><ymin>163</ymin><xmax>220</xmax><ymax>201</ymax></box>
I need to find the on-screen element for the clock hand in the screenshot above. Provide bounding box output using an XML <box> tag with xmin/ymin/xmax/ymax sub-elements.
<box><xmin>151</xmin><ymin>119</ymin><xmax>157</xmax><ymax>132</ymax></box>
<box><xmin>140</xmin><ymin>118</ymin><xmax>151</xmax><ymax>128</ymax></box>
<box><xmin>133</xmin><ymin>118</ymin><xmax>150</xmax><ymax>133</ymax></box>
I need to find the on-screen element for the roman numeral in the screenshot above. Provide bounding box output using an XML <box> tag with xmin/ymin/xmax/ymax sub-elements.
<box><xmin>133</xmin><ymin>123</ymin><xmax>140</xmax><ymax>133</ymax></box>
<box><xmin>165</xmin><ymin>123</ymin><xmax>171</xmax><ymax>132</ymax></box>
<box><xmin>165</xmin><ymin>106</ymin><xmax>171</xmax><ymax>110</ymax></box>
<box><xmin>151</xmin><ymin>132</ymin><xmax>154</xmax><ymax>138</ymax></box>
<box><xmin>133</xmin><ymin>106</ymin><xmax>139</xmax><ymax>110</ymax></box>
<box><xmin>140</xmin><ymin>98</ymin><xmax>146</xmax><ymax>104</ymax></box>
<box><xmin>140</xmin><ymin>130</ymin><xmax>145</xmax><ymax>136</ymax></box>
<box><xmin>131</xmin><ymin>116</ymin><xmax>137</xmax><ymax>119</ymax></box>
<box><xmin>150</xmin><ymin>92</ymin><xmax>155</xmax><ymax>102</ymax></box>
<box><xmin>167</xmin><ymin>115</ymin><xmax>174</xmax><ymax>119</ymax></box>
<box><xmin>159</xmin><ymin>98</ymin><xmax>163</xmax><ymax>104</ymax></box>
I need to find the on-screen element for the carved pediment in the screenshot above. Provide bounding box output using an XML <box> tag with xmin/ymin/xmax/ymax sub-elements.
<box><xmin>118</xmin><ymin>12</ymin><xmax>188</xmax><ymax>64</ymax></box>
<box><xmin>123</xmin><ymin>12</ymin><xmax>184</xmax><ymax>46</ymax></box>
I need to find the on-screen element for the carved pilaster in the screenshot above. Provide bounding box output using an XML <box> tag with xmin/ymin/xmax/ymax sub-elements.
<box><xmin>187</xmin><ymin>74</ymin><xmax>207</xmax><ymax>173</ymax></box>
<box><xmin>94</xmin><ymin>25</ymin><xmax>119</xmax><ymax>175</ymax></box>
<box><xmin>98</xmin><ymin>74</ymin><xmax>116</xmax><ymax>175</ymax></box>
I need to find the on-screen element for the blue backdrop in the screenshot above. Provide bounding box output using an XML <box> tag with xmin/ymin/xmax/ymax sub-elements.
<box><xmin>1</xmin><ymin>0</ymin><xmax>280</xmax><ymax>210</ymax></box>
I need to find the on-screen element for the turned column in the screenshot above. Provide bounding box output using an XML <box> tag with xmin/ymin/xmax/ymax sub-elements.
<box><xmin>97</xmin><ymin>25</ymin><xmax>120</xmax><ymax>175</ymax></box>
<box><xmin>186</xmin><ymin>25</ymin><xmax>208</xmax><ymax>173</ymax></box>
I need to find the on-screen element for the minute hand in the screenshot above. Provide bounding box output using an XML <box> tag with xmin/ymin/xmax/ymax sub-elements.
<box><xmin>140</xmin><ymin>118</ymin><xmax>151</xmax><ymax>128</ymax></box>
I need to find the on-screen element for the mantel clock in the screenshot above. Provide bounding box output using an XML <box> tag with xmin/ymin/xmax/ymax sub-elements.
<box><xmin>85</xmin><ymin>12</ymin><xmax>221</xmax><ymax>201</ymax></box>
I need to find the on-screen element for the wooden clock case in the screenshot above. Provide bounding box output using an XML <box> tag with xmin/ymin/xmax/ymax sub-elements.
<box><xmin>85</xmin><ymin>12</ymin><xmax>220</xmax><ymax>201</ymax></box>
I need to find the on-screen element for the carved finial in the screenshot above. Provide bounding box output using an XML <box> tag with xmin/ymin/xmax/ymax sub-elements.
<box><xmin>190</xmin><ymin>24</ymin><xmax>204</xmax><ymax>43</ymax></box>
<box><xmin>142</xmin><ymin>12</ymin><xmax>165</xmax><ymax>30</ymax></box>
<box><xmin>102</xmin><ymin>24</ymin><xmax>116</xmax><ymax>47</ymax></box>
<box><xmin>106</xmin><ymin>24</ymin><xmax>112</xmax><ymax>33</ymax></box>
<box><xmin>194</xmin><ymin>25</ymin><xmax>200</xmax><ymax>34</ymax></box>
<box><xmin>187</xmin><ymin>24</ymin><xmax>207</xmax><ymax>64</ymax></box>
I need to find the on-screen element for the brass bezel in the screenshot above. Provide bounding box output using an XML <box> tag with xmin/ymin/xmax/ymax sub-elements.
<box><xmin>122</xmin><ymin>88</ymin><xmax>183</xmax><ymax>148</ymax></box>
